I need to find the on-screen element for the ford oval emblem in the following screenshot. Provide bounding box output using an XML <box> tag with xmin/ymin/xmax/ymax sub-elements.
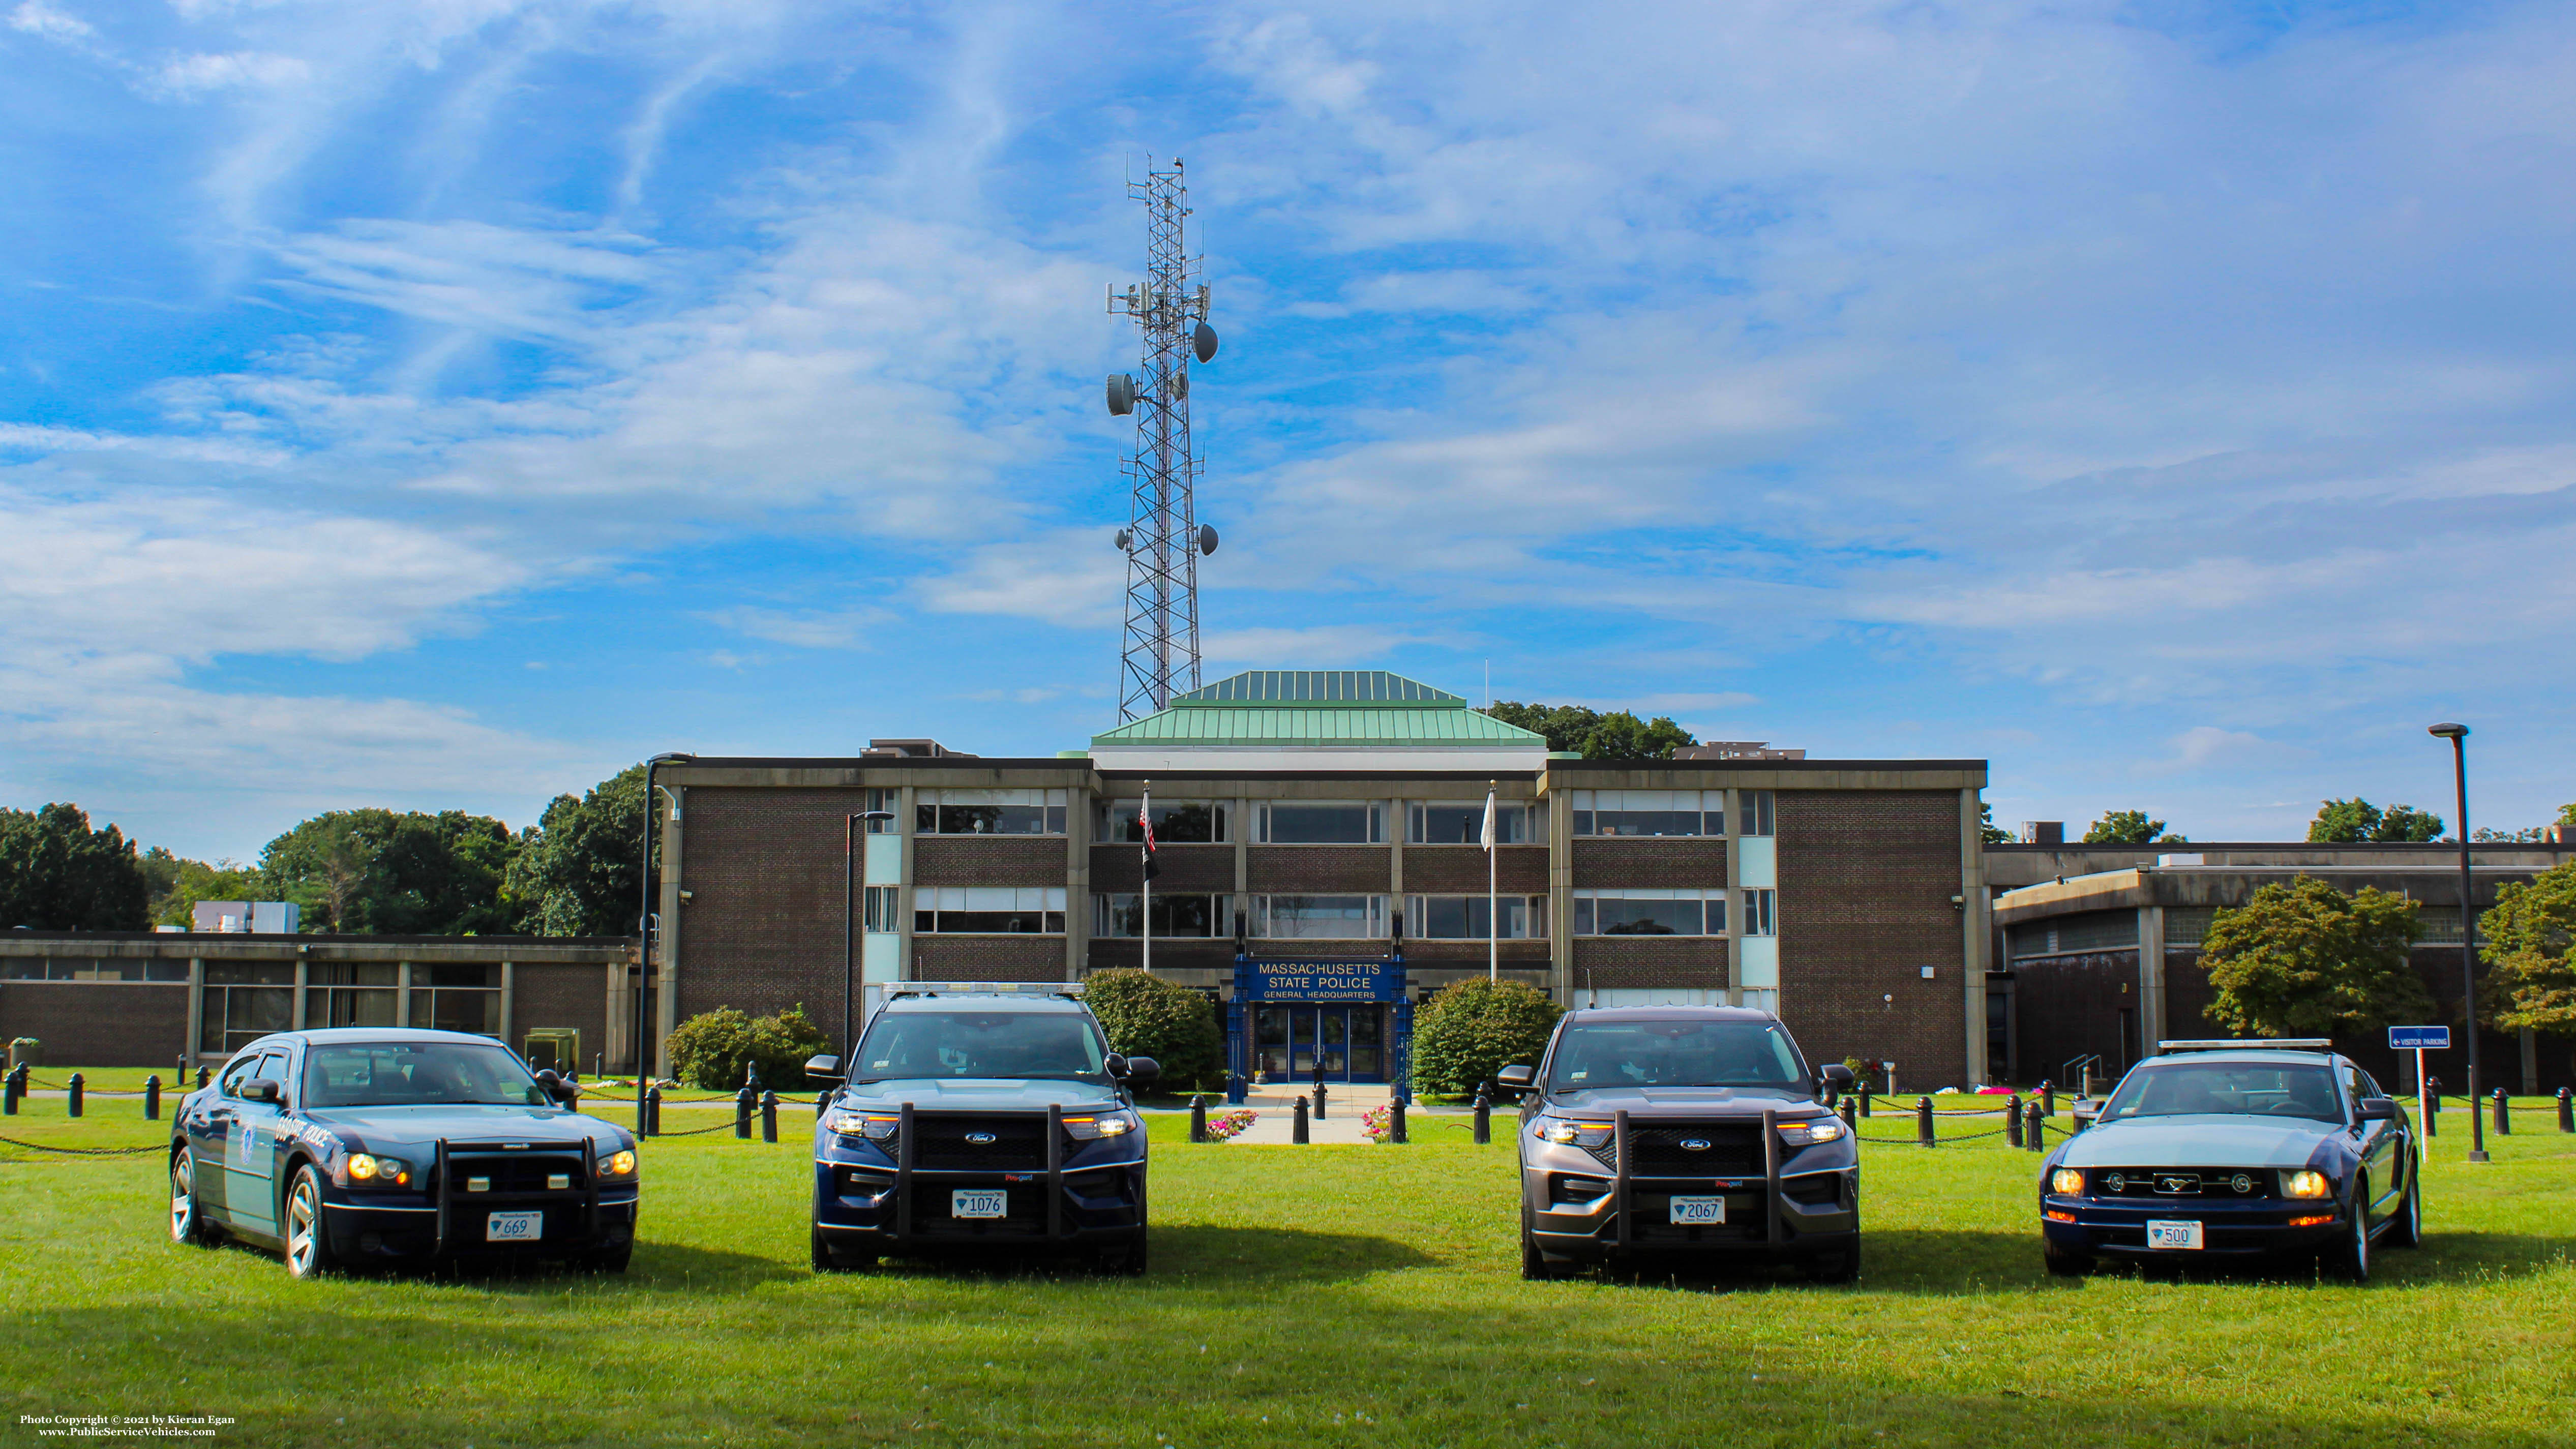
<box><xmin>1680</xmin><ymin>1138</ymin><xmax>1712</xmax><ymax>1152</ymax></box>
<box><xmin>965</xmin><ymin>1132</ymin><xmax>998</xmax><ymax>1145</ymax></box>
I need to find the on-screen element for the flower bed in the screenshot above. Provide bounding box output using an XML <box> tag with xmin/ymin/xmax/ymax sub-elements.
<box><xmin>1361</xmin><ymin>1105</ymin><xmax>1393</xmax><ymax>1142</ymax></box>
<box><xmin>1204</xmin><ymin>1108</ymin><xmax>1258</xmax><ymax>1141</ymax></box>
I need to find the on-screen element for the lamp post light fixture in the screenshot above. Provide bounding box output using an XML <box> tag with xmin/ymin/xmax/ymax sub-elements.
<box><xmin>636</xmin><ymin>753</ymin><xmax>694</xmax><ymax>1136</ymax></box>
<box><xmin>845</xmin><ymin>810</ymin><xmax>897</xmax><ymax>1062</ymax></box>
<box><xmin>2428</xmin><ymin>722</ymin><xmax>2487</xmax><ymax>1164</ymax></box>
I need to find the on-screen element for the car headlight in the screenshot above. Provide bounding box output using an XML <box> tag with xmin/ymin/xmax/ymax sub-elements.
<box><xmin>1779</xmin><ymin>1118</ymin><xmax>1845</xmax><ymax>1146</ymax></box>
<box><xmin>2283</xmin><ymin>1169</ymin><xmax>2331</xmax><ymax>1199</ymax></box>
<box><xmin>346</xmin><ymin>1154</ymin><xmax>411</xmax><ymax>1187</ymax></box>
<box><xmin>2049</xmin><ymin>1167</ymin><xmax>2085</xmax><ymax>1195</ymax></box>
<box><xmin>596</xmin><ymin>1149</ymin><xmax>638</xmax><ymax>1178</ymax></box>
<box><xmin>1537</xmin><ymin>1118</ymin><xmax>1613</xmax><ymax>1149</ymax></box>
<box><xmin>823</xmin><ymin>1111</ymin><xmax>900</xmax><ymax>1140</ymax></box>
<box><xmin>1064</xmin><ymin>1112</ymin><xmax>1140</xmax><ymax>1140</ymax></box>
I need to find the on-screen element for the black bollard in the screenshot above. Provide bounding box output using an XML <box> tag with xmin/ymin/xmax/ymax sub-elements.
<box><xmin>2</xmin><ymin>1066</ymin><xmax>17</xmax><ymax>1116</ymax></box>
<box><xmin>645</xmin><ymin>1085</ymin><xmax>662</xmax><ymax>1137</ymax></box>
<box><xmin>196</xmin><ymin>1066</ymin><xmax>209</xmax><ymax>1091</ymax></box>
<box><xmin>1859</xmin><ymin>1090</ymin><xmax>1872</xmax><ymax>1119</ymax></box>
<box><xmin>1473</xmin><ymin>1089</ymin><xmax>1492</xmax><ymax>1145</ymax></box>
<box><xmin>67</xmin><ymin>1072</ymin><xmax>84</xmax><ymax>1119</ymax></box>
<box><xmin>2557</xmin><ymin>1087</ymin><xmax>2572</xmax><ymax>1134</ymax></box>
<box><xmin>1313</xmin><ymin>1079</ymin><xmax>1328</xmax><ymax>1121</ymax></box>
<box><xmin>2493</xmin><ymin>1089</ymin><xmax>2510</xmax><ymax>1137</ymax></box>
<box><xmin>2005</xmin><ymin>1095</ymin><xmax>2023</xmax><ymax>1149</ymax></box>
<box><xmin>2026</xmin><ymin>1099</ymin><xmax>2045</xmax><ymax>1153</ymax></box>
<box><xmin>1390</xmin><ymin>1097</ymin><xmax>1407</xmax><ymax>1144</ymax></box>
<box><xmin>1916</xmin><ymin>1095</ymin><xmax>1934</xmax><ymax>1148</ymax></box>
<box><xmin>1838</xmin><ymin>1096</ymin><xmax>1856</xmax><ymax>1131</ymax></box>
<box><xmin>1189</xmin><ymin>1095</ymin><xmax>1208</xmax><ymax>1144</ymax></box>
<box><xmin>145</xmin><ymin>1074</ymin><xmax>161</xmax><ymax>1122</ymax></box>
<box><xmin>2040</xmin><ymin>1080</ymin><xmax>2055</xmax><ymax>1118</ymax></box>
<box><xmin>760</xmin><ymin>1091</ymin><xmax>778</xmax><ymax>1143</ymax></box>
<box><xmin>735</xmin><ymin>1086</ymin><xmax>755</xmax><ymax>1139</ymax></box>
<box><xmin>1293</xmin><ymin>1094</ymin><xmax>1310</xmax><ymax>1144</ymax></box>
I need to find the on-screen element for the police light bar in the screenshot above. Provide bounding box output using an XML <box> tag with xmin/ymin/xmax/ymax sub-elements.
<box><xmin>885</xmin><ymin>981</ymin><xmax>1085</xmax><ymax>999</ymax></box>
<box><xmin>2158</xmin><ymin>1038</ymin><xmax>2333</xmax><ymax>1053</ymax></box>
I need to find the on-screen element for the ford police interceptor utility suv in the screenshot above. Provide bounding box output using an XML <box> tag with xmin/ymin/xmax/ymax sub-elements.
<box><xmin>168</xmin><ymin>1028</ymin><xmax>641</xmax><ymax>1278</ymax></box>
<box><xmin>2039</xmin><ymin>1039</ymin><xmax>2420</xmax><ymax>1280</ymax></box>
<box><xmin>1505</xmin><ymin>1005</ymin><xmax>1860</xmax><ymax>1281</ymax></box>
<box><xmin>804</xmin><ymin>983</ymin><xmax>1157</xmax><ymax>1274</ymax></box>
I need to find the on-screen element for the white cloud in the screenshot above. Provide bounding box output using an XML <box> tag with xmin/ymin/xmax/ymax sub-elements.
<box><xmin>703</xmin><ymin>606</ymin><xmax>889</xmax><ymax>650</ymax></box>
<box><xmin>145</xmin><ymin>50</ymin><xmax>310</xmax><ymax>100</ymax></box>
<box><xmin>8</xmin><ymin>0</ymin><xmax>93</xmax><ymax>43</ymax></box>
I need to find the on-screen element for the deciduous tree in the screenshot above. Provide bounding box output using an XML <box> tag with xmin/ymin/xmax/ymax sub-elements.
<box><xmin>2308</xmin><ymin>798</ymin><xmax>2443</xmax><ymax>843</ymax></box>
<box><xmin>0</xmin><ymin>803</ymin><xmax>149</xmax><ymax>930</ymax></box>
<box><xmin>259</xmin><ymin>808</ymin><xmax>521</xmax><ymax>934</ymax></box>
<box><xmin>2083</xmin><ymin>810</ymin><xmax>2185</xmax><ymax>845</ymax></box>
<box><xmin>1410</xmin><ymin>978</ymin><xmax>1562</xmax><ymax>1096</ymax></box>
<box><xmin>503</xmin><ymin>765</ymin><xmax>647</xmax><ymax>937</ymax></box>
<box><xmin>2479</xmin><ymin>861</ymin><xmax>2576</xmax><ymax>1036</ymax></box>
<box><xmin>1480</xmin><ymin>702</ymin><xmax>1696</xmax><ymax>760</ymax></box>
<box><xmin>1083</xmin><ymin>969</ymin><xmax>1222</xmax><ymax>1092</ymax></box>
<box><xmin>2201</xmin><ymin>876</ymin><xmax>2436</xmax><ymax>1037</ymax></box>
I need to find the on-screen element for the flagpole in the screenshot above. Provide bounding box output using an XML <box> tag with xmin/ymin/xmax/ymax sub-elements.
<box><xmin>1485</xmin><ymin>780</ymin><xmax>1499</xmax><ymax>982</ymax></box>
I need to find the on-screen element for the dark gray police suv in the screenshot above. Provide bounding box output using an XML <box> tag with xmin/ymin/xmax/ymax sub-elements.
<box><xmin>1506</xmin><ymin>1006</ymin><xmax>1859</xmax><ymax>1282</ymax></box>
<box><xmin>805</xmin><ymin>983</ymin><xmax>1156</xmax><ymax>1275</ymax></box>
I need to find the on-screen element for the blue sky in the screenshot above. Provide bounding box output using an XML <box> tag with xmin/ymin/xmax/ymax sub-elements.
<box><xmin>4</xmin><ymin>0</ymin><xmax>2573</xmax><ymax>861</ymax></box>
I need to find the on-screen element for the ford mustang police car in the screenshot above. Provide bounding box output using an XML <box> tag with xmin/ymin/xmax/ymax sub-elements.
<box><xmin>169</xmin><ymin>1029</ymin><xmax>641</xmax><ymax>1277</ymax></box>
<box><xmin>2039</xmin><ymin>1040</ymin><xmax>2419</xmax><ymax>1280</ymax></box>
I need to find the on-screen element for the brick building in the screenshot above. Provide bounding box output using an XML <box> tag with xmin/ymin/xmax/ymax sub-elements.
<box><xmin>645</xmin><ymin>670</ymin><xmax>1994</xmax><ymax>1088</ymax></box>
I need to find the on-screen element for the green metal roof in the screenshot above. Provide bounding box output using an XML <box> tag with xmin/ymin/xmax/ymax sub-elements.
<box><xmin>1171</xmin><ymin>670</ymin><xmax>1462</xmax><ymax>706</ymax></box>
<box><xmin>1093</xmin><ymin>670</ymin><xmax>1545</xmax><ymax>748</ymax></box>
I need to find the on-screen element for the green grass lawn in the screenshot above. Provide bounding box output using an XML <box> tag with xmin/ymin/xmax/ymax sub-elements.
<box><xmin>2</xmin><ymin>1089</ymin><xmax>2571</xmax><ymax>1448</ymax></box>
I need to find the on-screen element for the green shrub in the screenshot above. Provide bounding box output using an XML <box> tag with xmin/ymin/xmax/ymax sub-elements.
<box><xmin>1083</xmin><ymin>970</ymin><xmax>1222</xmax><ymax>1092</ymax></box>
<box><xmin>665</xmin><ymin>1004</ymin><xmax>833</xmax><ymax>1092</ymax></box>
<box><xmin>1410</xmin><ymin>978</ymin><xmax>1562</xmax><ymax>1097</ymax></box>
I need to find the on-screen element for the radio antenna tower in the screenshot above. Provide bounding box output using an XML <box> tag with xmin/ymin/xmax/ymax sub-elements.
<box><xmin>1103</xmin><ymin>157</ymin><xmax>1220</xmax><ymax>720</ymax></box>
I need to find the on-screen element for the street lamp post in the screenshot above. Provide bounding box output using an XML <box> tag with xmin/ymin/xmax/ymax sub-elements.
<box><xmin>636</xmin><ymin>753</ymin><xmax>694</xmax><ymax>1136</ymax></box>
<box><xmin>845</xmin><ymin>809</ymin><xmax>897</xmax><ymax>1063</ymax></box>
<box><xmin>2428</xmin><ymin>723</ymin><xmax>2487</xmax><ymax>1164</ymax></box>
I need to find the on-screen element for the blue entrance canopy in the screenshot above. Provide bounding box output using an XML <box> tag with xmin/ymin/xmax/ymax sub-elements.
<box><xmin>1234</xmin><ymin>957</ymin><xmax>1406</xmax><ymax>1002</ymax></box>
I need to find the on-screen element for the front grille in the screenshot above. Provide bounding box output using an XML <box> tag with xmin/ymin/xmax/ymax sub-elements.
<box><xmin>910</xmin><ymin>1117</ymin><xmax>1051</xmax><ymax>1171</ymax></box>
<box><xmin>2089</xmin><ymin>1167</ymin><xmax>2269</xmax><ymax>1199</ymax></box>
<box><xmin>1583</xmin><ymin>1123</ymin><xmax>1766</xmax><ymax>1176</ymax></box>
<box><xmin>907</xmin><ymin>1181</ymin><xmax>1042</xmax><ymax>1236</ymax></box>
<box><xmin>442</xmin><ymin>1152</ymin><xmax>587</xmax><ymax>1196</ymax></box>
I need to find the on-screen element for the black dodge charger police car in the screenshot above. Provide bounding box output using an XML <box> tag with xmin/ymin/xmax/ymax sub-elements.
<box><xmin>1506</xmin><ymin>1005</ymin><xmax>1860</xmax><ymax>1282</ymax></box>
<box><xmin>168</xmin><ymin>1029</ymin><xmax>641</xmax><ymax>1277</ymax></box>
<box><xmin>2038</xmin><ymin>1039</ymin><xmax>2421</xmax><ymax>1280</ymax></box>
<box><xmin>805</xmin><ymin>983</ymin><xmax>1156</xmax><ymax>1274</ymax></box>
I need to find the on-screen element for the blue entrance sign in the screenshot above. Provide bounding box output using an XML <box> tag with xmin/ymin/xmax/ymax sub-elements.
<box><xmin>1233</xmin><ymin>958</ymin><xmax>1406</xmax><ymax>1003</ymax></box>
<box><xmin>2388</xmin><ymin>1026</ymin><xmax>2451</xmax><ymax>1050</ymax></box>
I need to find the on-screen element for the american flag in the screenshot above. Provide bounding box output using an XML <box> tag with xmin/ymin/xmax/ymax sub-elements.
<box><xmin>1139</xmin><ymin>796</ymin><xmax>1159</xmax><ymax>881</ymax></box>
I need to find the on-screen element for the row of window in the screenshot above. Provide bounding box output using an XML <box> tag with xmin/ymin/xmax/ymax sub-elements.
<box><xmin>4</xmin><ymin>960</ymin><xmax>503</xmax><ymax>987</ymax></box>
<box><xmin>896</xmin><ymin>789</ymin><xmax>1779</xmax><ymax>842</ymax></box>
<box><xmin>881</xmin><ymin>888</ymin><xmax>1782</xmax><ymax>939</ymax></box>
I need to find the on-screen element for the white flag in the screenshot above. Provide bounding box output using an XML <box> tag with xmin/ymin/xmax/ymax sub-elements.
<box><xmin>1480</xmin><ymin>789</ymin><xmax>1496</xmax><ymax>851</ymax></box>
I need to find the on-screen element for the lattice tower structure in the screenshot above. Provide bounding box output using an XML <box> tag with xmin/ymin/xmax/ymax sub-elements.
<box><xmin>1109</xmin><ymin>159</ymin><xmax>1212</xmax><ymax>720</ymax></box>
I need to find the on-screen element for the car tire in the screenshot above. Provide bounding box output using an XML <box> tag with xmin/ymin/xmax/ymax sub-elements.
<box><xmin>2042</xmin><ymin>1239</ymin><xmax>2093</xmax><ymax>1278</ymax></box>
<box><xmin>169</xmin><ymin>1148</ymin><xmax>213</xmax><ymax>1248</ymax></box>
<box><xmin>811</xmin><ymin>1226</ymin><xmax>872</xmax><ymax>1274</ymax></box>
<box><xmin>1806</xmin><ymin>1242</ymin><xmax>1860</xmax><ymax>1284</ymax></box>
<box><xmin>283</xmin><ymin>1165</ymin><xmax>336</xmax><ymax>1280</ymax></box>
<box><xmin>2385</xmin><ymin>1162</ymin><xmax>2422</xmax><ymax>1249</ymax></box>
<box><xmin>1520</xmin><ymin>1208</ymin><xmax>1573</xmax><ymax>1282</ymax></box>
<box><xmin>1100</xmin><ymin>1231</ymin><xmax>1149</xmax><ymax>1277</ymax></box>
<box><xmin>2321</xmin><ymin>1175</ymin><xmax>2371</xmax><ymax>1282</ymax></box>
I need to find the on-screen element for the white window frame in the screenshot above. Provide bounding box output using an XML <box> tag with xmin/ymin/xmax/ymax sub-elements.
<box><xmin>1255</xmin><ymin>801</ymin><xmax>1385</xmax><ymax>844</ymax></box>
<box><xmin>1402</xmin><ymin>894</ymin><xmax>1546</xmax><ymax>940</ymax></box>
<box><xmin>1571</xmin><ymin>887</ymin><xmax>1730</xmax><ymax>937</ymax></box>
<box><xmin>1249</xmin><ymin>894</ymin><xmax>1389</xmax><ymax>939</ymax></box>
<box><xmin>916</xmin><ymin>788</ymin><xmax>1070</xmax><ymax>836</ymax></box>
<box><xmin>1567</xmin><ymin>790</ymin><xmax>1727</xmax><ymax>838</ymax></box>
<box><xmin>1091</xmin><ymin>892</ymin><xmax>1235</xmax><ymax>940</ymax></box>
<box><xmin>910</xmin><ymin>886</ymin><xmax>1069</xmax><ymax>934</ymax></box>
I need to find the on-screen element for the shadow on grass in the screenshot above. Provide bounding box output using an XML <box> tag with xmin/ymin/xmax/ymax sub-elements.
<box><xmin>865</xmin><ymin>1223</ymin><xmax>1435</xmax><ymax>1285</ymax></box>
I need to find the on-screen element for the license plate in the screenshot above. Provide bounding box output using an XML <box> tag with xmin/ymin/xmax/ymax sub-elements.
<box><xmin>1669</xmin><ymin>1196</ymin><xmax>1727</xmax><ymax>1225</ymax></box>
<box><xmin>951</xmin><ymin>1190</ymin><xmax>1008</xmax><ymax>1220</ymax></box>
<box><xmin>485</xmin><ymin>1210</ymin><xmax>543</xmax><ymax>1243</ymax></box>
<box><xmin>2146</xmin><ymin>1219</ymin><xmax>2204</xmax><ymax>1250</ymax></box>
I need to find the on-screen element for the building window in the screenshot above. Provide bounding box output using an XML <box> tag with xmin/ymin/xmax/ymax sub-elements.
<box><xmin>1407</xmin><ymin>801</ymin><xmax>1536</xmax><ymax>845</ymax></box>
<box><xmin>915</xmin><ymin>789</ymin><xmax>1068</xmax><ymax>836</ymax></box>
<box><xmin>1742</xmin><ymin>790</ymin><xmax>1775</xmax><ymax>837</ymax></box>
<box><xmin>1568</xmin><ymin>791</ymin><xmax>1725</xmax><ymax>838</ymax></box>
<box><xmin>1</xmin><ymin>957</ymin><xmax>187</xmax><ymax>982</ymax></box>
<box><xmin>1251</xmin><ymin>894</ymin><xmax>1388</xmax><ymax>939</ymax></box>
<box><xmin>913</xmin><ymin>887</ymin><xmax>1068</xmax><ymax>934</ymax></box>
<box><xmin>1573</xmin><ymin>888</ymin><xmax>1727</xmax><ymax>936</ymax></box>
<box><xmin>1404</xmin><ymin>894</ymin><xmax>1544</xmax><ymax>939</ymax></box>
<box><xmin>863</xmin><ymin>885</ymin><xmax>901</xmax><ymax>933</ymax></box>
<box><xmin>409</xmin><ymin>964</ymin><xmax>499</xmax><ymax>1037</ymax></box>
<box><xmin>1256</xmin><ymin>802</ymin><xmax>1384</xmax><ymax>844</ymax></box>
<box><xmin>1099</xmin><ymin>799</ymin><xmax>1231</xmax><ymax>844</ymax></box>
<box><xmin>1739</xmin><ymin>988</ymin><xmax>1780</xmax><ymax>1014</ymax></box>
<box><xmin>201</xmin><ymin>962</ymin><xmax>294</xmax><ymax>1055</ymax></box>
<box><xmin>313</xmin><ymin>962</ymin><xmax>399</xmax><ymax>1030</ymax></box>
<box><xmin>1741</xmin><ymin>889</ymin><xmax>1776</xmax><ymax>937</ymax></box>
<box><xmin>862</xmin><ymin>788</ymin><xmax>897</xmax><ymax>833</ymax></box>
<box><xmin>1093</xmin><ymin>893</ymin><xmax>1234</xmax><ymax>939</ymax></box>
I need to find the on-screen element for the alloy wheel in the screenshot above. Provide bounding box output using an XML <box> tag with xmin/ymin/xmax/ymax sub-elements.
<box><xmin>168</xmin><ymin>1151</ymin><xmax>194</xmax><ymax>1243</ymax></box>
<box><xmin>286</xmin><ymin>1179</ymin><xmax>320</xmax><ymax>1278</ymax></box>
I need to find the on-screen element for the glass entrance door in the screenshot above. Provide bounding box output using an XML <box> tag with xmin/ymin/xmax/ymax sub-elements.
<box><xmin>1253</xmin><ymin>1005</ymin><xmax>1387</xmax><ymax>1083</ymax></box>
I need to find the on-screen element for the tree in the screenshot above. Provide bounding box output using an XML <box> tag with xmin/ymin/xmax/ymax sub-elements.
<box><xmin>2308</xmin><ymin>798</ymin><xmax>2443</xmax><ymax>843</ymax></box>
<box><xmin>2478</xmin><ymin>861</ymin><xmax>2576</xmax><ymax>1036</ymax></box>
<box><xmin>1409</xmin><ymin>978</ymin><xmax>1562</xmax><ymax>1096</ymax></box>
<box><xmin>0</xmin><ymin>803</ymin><xmax>151</xmax><ymax>930</ymax></box>
<box><xmin>2201</xmin><ymin>877</ymin><xmax>2436</xmax><ymax>1038</ymax></box>
<box><xmin>664</xmin><ymin>1005</ymin><xmax>832</xmax><ymax>1091</ymax></box>
<box><xmin>1083</xmin><ymin>970</ymin><xmax>1222</xmax><ymax>1092</ymax></box>
<box><xmin>2083</xmin><ymin>810</ymin><xmax>2185</xmax><ymax>845</ymax></box>
<box><xmin>259</xmin><ymin>808</ymin><xmax>522</xmax><ymax>934</ymax></box>
<box><xmin>1979</xmin><ymin>802</ymin><xmax>2013</xmax><ymax>847</ymax></box>
<box><xmin>503</xmin><ymin>765</ymin><xmax>647</xmax><ymax>937</ymax></box>
<box><xmin>1480</xmin><ymin>702</ymin><xmax>1696</xmax><ymax>761</ymax></box>
<box><xmin>141</xmin><ymin>849</ymin><xmax>264</xmax><ymax>927</ymax></box>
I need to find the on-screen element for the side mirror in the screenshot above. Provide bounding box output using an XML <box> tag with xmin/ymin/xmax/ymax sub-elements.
<box><xmin>1820</xmin><ymin>1064</ymin><xmax>1856</xmax><ymax>1089</ymax></box>
<box><xmin>1496</xmin><ymin>1064</ymin><xmax>1536</xmax><ymax>1089</ymax></box>
<box><xmin>803</xmin><ymin>1054</ymin><xmax>844</xmax><ymax>1081</ymax></box>
<box><xmin>534</xmin><ymin>1071</ymin><xmax>580</xmax><ymax>1107</ymax></box>
<box><xmin>2070</xmin><ymin>1102</ymin><xmax>2102</xmax><ymax>1132</ymax></box>
<box><xmin>2356</xmin><ymin>1096</ymin><xmax>2398</xmax><ymax>1123</ymax></box>
<box><xmin>240</xmin><ymin>1078</ymin><xmax>283</xmax><ymax>1105</ymax></box>
<box><xmin>1117</xmin><ymin>1056</ymin><xmax>1160</xmax><ymax>1084</ymax></box>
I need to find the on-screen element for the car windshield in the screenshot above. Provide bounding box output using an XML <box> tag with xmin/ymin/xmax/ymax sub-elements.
<box><xmin>2101</xmin><ymin>1062</ymin><xmax>2342</xmax><ymax>1123</ymax></box>
<box><xmin>853</xmin><ymin>1011</ymin><xmax>1109</xmax><ymax>1083</ymax></box>
<box><xmin>303</xmin><ymin>1042</ymin><xmax>549</xmax><ymax>1109</ymax></box>
<box><xmin>1548</xmin><ymin>1019</ymin><xmax>1808</xmax><ymax>1092</ymax></box>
